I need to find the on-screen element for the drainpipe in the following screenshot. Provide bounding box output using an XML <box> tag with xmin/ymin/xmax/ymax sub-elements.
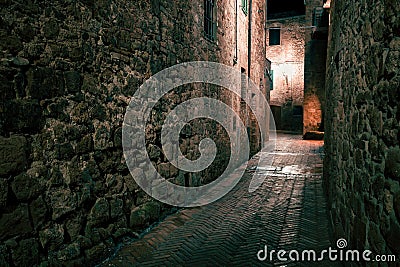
<box><xmin>247</xmin><ymin>0</ymin><xmax>253</xmax><ymax>150</ymax></box>
<box><xmin>234</xmin><ymin>0</ymin><xmax>238</xmax><ymax>65</ymax></box>
<box><xmin>247</xmin><ymin>0</ymin><xmax>253</xmax><ymax>78</ymax></box>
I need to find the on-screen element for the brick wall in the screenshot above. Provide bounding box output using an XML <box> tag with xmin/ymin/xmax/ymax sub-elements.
<box><xmin>324</xmin><ymin>0</ymin><xmax>400</xmax><ymax>257</ymax></box>
<box><xmin>0</xmin><ymin>0</ymin><xmax>267</xmax><ymax>265</ymax></box>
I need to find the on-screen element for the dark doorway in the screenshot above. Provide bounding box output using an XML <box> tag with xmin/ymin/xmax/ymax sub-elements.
<box><xmin>271</xmin><ymin>105</ymin><xmax>282</xmax><ymax>130</ymax></box>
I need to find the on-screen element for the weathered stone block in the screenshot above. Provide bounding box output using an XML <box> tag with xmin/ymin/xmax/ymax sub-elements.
<box><xmin>386</xmin><ymin>215</ymin><xmax>400</xmax><ymax>254</ymax></box>
<box><xmin>57</xmin><ymin>242</ymin><xmax>81</xmax><ymax>261</ymax></box>
<box><xmin>148</xmin><ymin>144</ymin><xmax>162</xmax><ymax>160</ymax></box>
<box><xmin>0</xmin><ymin>73</ymin><xmax>15</xmax><ymax>102</ymax></box>
<box><xmin>64</xmin><ymin>71</ymin><xmax>81</xmax><ymax>93</ymax></box>
<box><xmin>88</xmin><ymin>198</ymin><xmax>110</xmax><ymax>226</ymax></box>
<box><xmin>11</xmin><ymin>238</ymin><xmax>39</xmax><ymax>266</ymax></box>
<box><xmin>76</xmin><ymin>235</ymin><xmax>92</xmax><ymax>250</ymax></box>
<box><xmin>105</xmin><ymin>174</ymin><xmax>124</xmax><ymax>194</ymax></box>
<box><xmin>0</xmin><ymin>35</ymin><xmax>23</xmax><ymax>54</ymax></box>
<box><xmin>384</xmin><ymin>189</ymin><xmax>393</xmax><ymax>214</ymax></box>
<box><xmin>39</xmin><ymin>223</ymin><xmax>64</xmax><ymax>250</ymax></box>
<box><xmin>129</xmin><ymin>201</ymin><xmax>161</xmax><ymax>229</ymax></box>
<box><xmin>55</xmin><ymin>142</ymin><xmax>74</xmax><ymax>160</ymax></box>
<box><xmin>394</xmin><ymin>192</ymin><xmax>400</xmax><ymax>222</ymax></box>
<box><xmin>112</xmin><ymin>228</ymin><xmax>139</xmax><ymax>240</ymax></box>
<box><xmin>16</xmin><ymin>22</ymin><xmax>36</xmax><ymax>42</ymax></box>
<box><xmin>110</xmin><ymin>198</ymin><xmax>124</xmax><ymax>219</ymax></box>
<box><xmin>0</xmin><ymin>135</ymin><xmax>27</xmax><ymax>176</ymax></box>
<box><xmin>385</xmin><ymin>147</ymin><xmax>400</xmax><ymax>181</ymax></box>
<box><xmin>30</xmin><ymin>195</ymin><xmax>48</xmax><ymax>230</ymax></box>
<box><xmin>0</xmin><ymin>179</ymin><xmax>7</xmax><ymax>207</ymax></box>
<box><xmin>124</xmin><ymin>169</ymin><xmax>143</xmax><ymax>192</ymax></box>
<box><xmin>368</xmin><ymin>223</ymin><xmax>385</xmax><ymax>254</ymax></box>
<box><xmin>0</xmin><ymin>204</ymin><xmax>32</xmax><ymax>240</ymax></box>
<box><xmin>129</xmin><ymin>207</ymin><xmax>147</xmax><ymax>229</ymax></box>
<box><xmin>352</xmin><ymin>217</ymin><xmax>367</xmax><ymax>249</ymax></box>
<box><xmin>93</xmin><ymin>121</ymin><xmax>113</xmax><ymax>150</ymax></box>
<box><xmin>3</xmin><ymin>99</ymin><xmax>44</xmax><ymax>133</ymax></box>
<box><xmin>369</xmin><ymin>108</ymin><xmax>383</xmax><ymax>135</ymax></box>
<box><xmin>43</xmin><ymin>19</ymin><xmax>59</xmax><ymax>39</ymax></box>
<box><xmin>76</xmin><ymin>135</ymin><xmax>94</xmax><ymax>154</ymax></box>
<box><xmin>113</xmin><ymin>127</ymin><xmax>122</xmax><ymax>148</ymax></box>
<box><xmin>0</xmin><ymin>245</ymin><xmax>10</xmax><ymax>267</ymax></box>
<box><xmin>26</xmin><ymin>67</ymin><xmax>65</xmax><ymax>99</ymax></box>
<box><xmin>157</xmin><ymin>162</ymin><xmax>171</xmax><ymax>178</ymax></box>
<box><xmin>65</xmin><ymin>213</ymin><xmax>84</xmax><ymax>240</ymax></box>
<box><xmin>85</xmin><ymin>242</ymin><xmax>109</xmax><ymax>264</ymax></box>
<box><xmin>10</xmin><ymin>57</ymin><xmax>30</xmax><ymax>67</ymax></box>
<box><xmin>11</xmin><ymin>172</ymin><xmax>44</xmax><ymax>201</ymax></box>
<box><xmin>48</xmin><ymin>188</ymin><xmax>78</xmax><ymax>220</ymax></box>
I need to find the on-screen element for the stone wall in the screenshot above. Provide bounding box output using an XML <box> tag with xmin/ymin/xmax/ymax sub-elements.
<box><xmin>303</xmin><ymin>0</ymin><xmax>329</xmax><ymax>134</ymax></box>
<box><xmin>303</xmin><ymin>39</ymin><xmax>327</xmax><ymax>133</ymax></box>
<box><xmin>266</xmin><ymin>0</ymin><xmax>329</xmax><ymax>134</ymax></box>
<box><xmin>324</xmin><ymin>0</ymin><xmax>400</xmax><ymax>258</ymax></box>
<box><xmin>0</xmin><ymin>0</ymin><xmax>267</xmax><ymax>265</ymax></box>
<box><xmin>267</xmin><ymin>16</ymin><xmax>306</xmax><ymax>132</ymax></box>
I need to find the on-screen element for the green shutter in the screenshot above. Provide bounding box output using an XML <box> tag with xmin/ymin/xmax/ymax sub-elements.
<box><xmin>241</xmin><ymin>0</ymin><xmax>248</xmax><ymax>15</ymax></box>
<box><xmin>269</xmin><ymin>70</ymin><xmax>274</xmax><ymax>90</ymax></box>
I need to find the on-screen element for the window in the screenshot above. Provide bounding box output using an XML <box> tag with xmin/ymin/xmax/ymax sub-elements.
<box><xmin>204</xmin><ymin>0</ymin><xmax>216</xmax><ymax>41</ymax></box>
<box><xmin>241</xmin><ymin>0</ymin><xmax>248</xmax><ymax>15</ymax></box>
<box><xmin>313</xmin><ymin>7</ymin><xmax>324</xmax><ymax>26</ymax></box>
<box><xmin>269</xmin><ymin>28</ymin><xmax>280</xmax><ymax>45</ymax></box>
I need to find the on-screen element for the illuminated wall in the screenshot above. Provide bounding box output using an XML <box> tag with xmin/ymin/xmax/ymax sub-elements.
<box><xmin>266</xmin><ymin>16</ymin><xmax>306</xmax><ymax>131</ymax></box>
<box><xmin>303</xmin><ymin>0</ymin><xmax>329</xmax><ymax>134</ymax></box>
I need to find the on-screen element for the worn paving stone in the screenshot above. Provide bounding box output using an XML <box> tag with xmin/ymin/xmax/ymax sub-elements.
<box><xmin>101</xmin><ymin>134</ymin><xmax>339</xmax><ymax>266</ymax></box>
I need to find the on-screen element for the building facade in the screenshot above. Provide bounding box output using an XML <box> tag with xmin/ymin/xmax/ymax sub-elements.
<box><xmin>0</xmin><ymin>0</ymin><xmax>268</xmax><ymax>265</ymax></box>
<box><xmin>266</xmin><ymin>0</ymin><xmax>329</xmax><ymax>134</ymax></box>
<box><xmin>324</xmin><ymin>0</ymin><xmax>400</xmax><ymax>258</ymax></box>
<box><xmin>266</xmin><ymin>0</ymin><xmax>307</xmax><ymax>132</ymax></box>
<box><xmin>266</xmin><ymin>14</ymin><xmax>306</xmax><ymax>132</ymax></box>
<box><xmin>303</xmin><ymin>0</ymin><xmax>330</xmax><ymax>134</ymax></box>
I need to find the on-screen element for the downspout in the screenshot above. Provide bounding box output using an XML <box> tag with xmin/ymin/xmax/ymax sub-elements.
<box><xmin>264</xmin><ymin>0</ymin><xmax>269</xmax><ymax>144</ymax></box>
<box><xmin>247</xmin><ymin>0</ymin><xmax>253</xmax><ymax>150</ymax></box>
<box><xmin>234</xmin><ymin>0</ymin><xmax>238</xmax><ymax>65</ymax></box>
<box><xmin>264</xmin><ymin>0</ymin><xmax>268</xmax><ymax>94</ymax></box>
<box><xmin>247</xmin><ymin>0</ymin><xmax>253</xmax><ymax>78</ymax></box>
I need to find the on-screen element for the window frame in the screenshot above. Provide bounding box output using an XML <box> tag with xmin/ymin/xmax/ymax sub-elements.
<box><xmin>204</xmin><ymin>0</ymin><xmax>217</xmax><ymax>41</ymax></box>
<box><xmin>313</xmin><ymin>7</ymin><xmax>324</xmax><ymax>26</ymax></box>
<box><xmin>269</xmin><ymin>28</ymin><xmax>281</xmax><ymax>46</ymax></box>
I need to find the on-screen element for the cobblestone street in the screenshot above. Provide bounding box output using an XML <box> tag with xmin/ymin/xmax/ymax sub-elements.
<box><xmin>101</xmin><ymin>133</ymin><xmax>338</xmax><ymax>266</ymax></box>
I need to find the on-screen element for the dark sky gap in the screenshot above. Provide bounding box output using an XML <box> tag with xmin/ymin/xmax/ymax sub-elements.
<box><xmin>267</xmin><ymin>0</ymin><xmax>306</xmax><ymax>20</ymax></box>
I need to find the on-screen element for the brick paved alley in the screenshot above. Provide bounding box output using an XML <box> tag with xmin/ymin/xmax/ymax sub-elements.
<box><xmin>102</xmin><ymin>133</ymin><xmax>338</xmax><ymax>267</ymax></box>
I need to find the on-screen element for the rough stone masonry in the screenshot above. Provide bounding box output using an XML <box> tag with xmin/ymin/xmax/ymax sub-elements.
<box><xmin>324</xmin><ymin>0</ymin><xmax>400</xmax><ymax>259</ymax></box>
<box><xmin>0</xmin><ymin>0</ymin><xmax>267</xmax><ymax>266</ymax></box>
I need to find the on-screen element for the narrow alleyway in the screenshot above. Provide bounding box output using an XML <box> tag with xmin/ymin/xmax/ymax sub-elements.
<box><xmin>102</xmin><ymin>134</ymin><xmax>336</xmax><ymax>266</ymax></box>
